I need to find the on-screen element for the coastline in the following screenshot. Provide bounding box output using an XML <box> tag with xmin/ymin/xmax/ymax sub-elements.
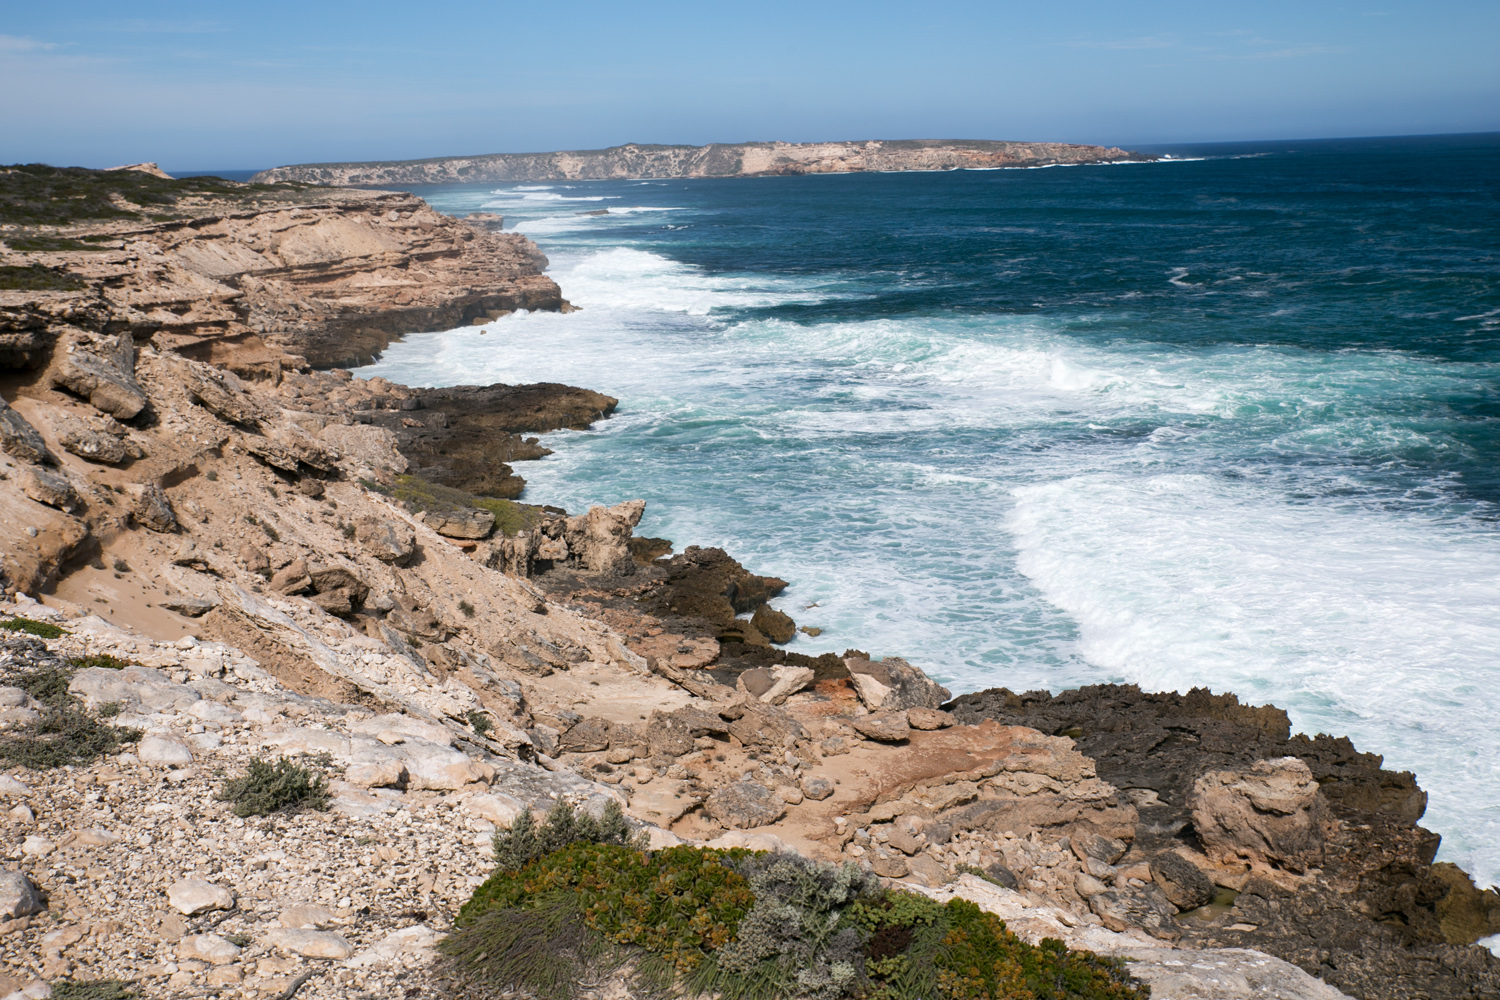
<box><xmin>0</xmin><ymin>166</ymin><xmax>1496</xmax><ymax>999</ymax></box>
<box><xmin>248</xmin><ymin>139</ymin><xmax>1155</xmax><ymax>187</ymax></box>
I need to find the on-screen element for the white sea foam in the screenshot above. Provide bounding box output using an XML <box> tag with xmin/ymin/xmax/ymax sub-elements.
<box><xmin>362</xmin><ymin>234</ymin><xmax>1500</xmax><ymax>890</ymax></box>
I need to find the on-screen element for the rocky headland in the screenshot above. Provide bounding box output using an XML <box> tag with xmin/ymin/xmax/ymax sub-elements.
<box><xmin>249</xmin><ymin>139</ymin><xmax>1153</xmax><ymax>187</ymax></box>
<box><xmin>0</xmin><ymin>164</ymin><xmax>1495</xmax><ymax>1000</ymax></box>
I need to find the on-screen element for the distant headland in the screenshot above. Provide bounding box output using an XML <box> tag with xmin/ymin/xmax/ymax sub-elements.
<box><xmin>249</xmin><ymin>139</ymin><xmax>1155</xmax><ymax>186</ymax></box>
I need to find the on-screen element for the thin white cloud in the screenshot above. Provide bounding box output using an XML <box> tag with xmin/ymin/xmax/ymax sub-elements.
<box><xmin>0</xmin><ymin>34</ymin><xmax>57</xmax><ymax>52</ymax></box>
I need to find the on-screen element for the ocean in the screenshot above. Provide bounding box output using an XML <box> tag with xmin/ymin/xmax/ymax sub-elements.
<box><xmin>355</xmin><ymin>133</ymin><xmax>1500</xmax><ymax>891</ymax></box>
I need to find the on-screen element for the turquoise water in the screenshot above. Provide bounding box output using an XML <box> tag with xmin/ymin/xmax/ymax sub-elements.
<box><xmin>358</xmin><ymin>134</ymin><xmax>1500</xmax><ymax>888</ymax></box>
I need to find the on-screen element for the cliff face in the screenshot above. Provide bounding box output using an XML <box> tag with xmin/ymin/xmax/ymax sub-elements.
<box><xmin>1</xmin><ymin>166</ymin><xmax>561</xmax><ymax>372</ymax></box>
<box><xmin>250</xmin><ymin>139</ymin><xmax>1154</xmax><ymax>186</ymax></box>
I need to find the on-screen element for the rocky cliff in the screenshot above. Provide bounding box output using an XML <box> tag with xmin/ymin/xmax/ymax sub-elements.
<box><xmin>0</xmin><ymin>164</ymin><xmax>1495</xmax><ymax>1000</ymax></box>
<box><xmin>1</xmin><ymin>164</ymin><xmax>561</xmax><ymax>372</ymax></box>
<box><xmin>250</xmin><ymin>139</ymin><xmax>1154</xmax><ymax>186</ymax></box>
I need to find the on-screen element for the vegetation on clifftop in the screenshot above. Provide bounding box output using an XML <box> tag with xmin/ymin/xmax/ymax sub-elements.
<box><xmin>445</xmin><ymin>801</ymin><xmax>1147</xmax><ymax>1000</ymax></box>
<box><xmin>0</xmin><ymin>163</ymin><xmax>309</xmax><ymax>227</ymax></box>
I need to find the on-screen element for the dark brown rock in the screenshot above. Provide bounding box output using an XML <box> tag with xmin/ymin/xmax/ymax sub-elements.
<box><xmin>750</xmin><ymin>605</ymin><xmax>796</xmax><ymax>644</ymax></box>
<box><xmin>369</xmin><ymin>382</ymin><xmax>616</xmax><ymax>498</ymax></box>
<box><xmin>1150</xmin><ymin>852</ymin><xmax>1216</xmax><ymax>911</ymax></box>
<box><xmin>0</xmin><ymin>402</ymin><xmax>49</xmax><ymax>464</ymax></box>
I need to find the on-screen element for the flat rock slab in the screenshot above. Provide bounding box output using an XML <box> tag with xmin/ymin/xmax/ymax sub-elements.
<box><xmin>263</xmin><ymin>926</ymin><xmax>355</xmax><ymax>959</ymax></box>
<box><xmin>168</xmin><ymin>878</ymin><xmax>235</xmax><ymax>916</ymax></box>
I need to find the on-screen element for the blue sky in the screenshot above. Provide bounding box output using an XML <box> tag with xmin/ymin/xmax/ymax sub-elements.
<box><xmin>2</xmin><ymin>1</ymin><xmax>1496</xmax><ymax>171</ymax></box>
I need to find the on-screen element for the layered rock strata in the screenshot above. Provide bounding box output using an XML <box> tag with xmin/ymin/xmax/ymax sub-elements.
<box><xmin>1</xmin><ymin>165</ymin><xmax>561</xmax><ymax>372</ymax></box>
<box><xmin>251</xmin><ymin>139</ymin><xmax>1155</xmax><ymax>186</ymax></box>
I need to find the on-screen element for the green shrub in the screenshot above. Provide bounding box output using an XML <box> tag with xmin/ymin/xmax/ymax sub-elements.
<box><xmin>69</xmin><ymin>654</ymin><xmax>131</xmax><ymax>671</ymax></box>
<box><xmin>466</xmin><ymin>710</ymin><xmax>492</xmax><ymax>736</ymax></box>
<box><xmin>0</xmin><ymin>659</ymin><xmax>140</xmax><ymax>769</ymax></box>
<box><xmin>49</xmin><ymin>981</ymin><xmax>135</xmax><ymax>1000</ymax></box>
<box><xmin>458</xmin><ymin>600</ymin><xmax>476</xmax><ymax>618</ymax></box>
<box><xmin>449</xmin><ymin>835</ymin><xmax>1148</xmax><ymax>1000</ymax></box>
<box><xmin>216</xmin><ymin>756</ymin><xmax>330</xmax><ymax>817</ymax></box>
<box><xmin>486</xmin><ymin>798</ymin><xmax>643</xmax><ymax>874</ymax></box>
<box><xmin>0</xmin><ymin>616</ymin><xmax>67</xmax><ymax>639</ymax></box>
<box><xmin>366</xmin><ymin>474</ymin><xmax>544</xmax><ymax>537</ymax></box>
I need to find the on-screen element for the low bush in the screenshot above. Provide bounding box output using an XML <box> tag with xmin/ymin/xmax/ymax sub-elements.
<box><xmin>217</xmin><ymin>756</ymin><xmax>330</xmax><ymax>817</ymax></box>
<box><xmin>49</xmin><ymin>981</ymin><xmax>135</xmax><ymax>1000</ymax></box>
<box><xmin>0</xmin><ymin>616</ymin><xmax>67</xmax><ymax>639</ymax></box>
<box><xmin>365</xmin><ymin>474</ymin><xmax>544</xmax><ymax>537</ymax></box>
<box><xmin>69</xmin><ymin>654</ymin><xmax>131</xmax><ymax>671</ymax></box>
<box><xmin>486</xmin><ymin>798</ymin><xmax>643</xmax><ymax>873</ymax></box>
<box><xmin>0</xmin><ymin>658</ymin><xmax>140</xmax><ymax>769</ymax></box>
<box><xmin>447</xmin><ymin>804</ymin><xmax>1147</xmax><ymax>1000</ymax></box>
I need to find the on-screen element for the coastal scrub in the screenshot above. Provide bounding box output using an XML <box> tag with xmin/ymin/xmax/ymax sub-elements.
<box><xmin>446</xmin><ymin>803</ymin><xmax>1146</xmax><ymax>1000</ymax></box>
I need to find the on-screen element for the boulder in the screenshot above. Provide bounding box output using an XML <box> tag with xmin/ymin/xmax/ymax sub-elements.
<box><xmin>643</xmin><ymin>711</ymin><xmax>695</xmax><ymax>758</ymax></box>
<box><xmin>1071</xmin><ymin>832</ymin><xmax>1129</xmax><ymax>867</ymax></box>
<box><xmin>160</xmin><ymin>594</ymin><xmax>217</xmax><ymax>617</ymax></box>
<box><xmin>844</xmin><ymin>657</ymin><xmax>951</xmax><ymax>712</ymax></box>
<box><xmin>424</xmin><ymin>507</ymin><xmax>495</xmax><ymax>540</ymax></box>
<box><xmin>139</xmin><ymin>735</ymin><xmax>195</xmax><ymax>767</ymax></box>
<box><xmin>354</xmin><ymin>516</ymin><xmax>416</xmax><ymax>564</ymax></box>
<box><xmin>1150</xmin><ymin>852</ymin><xmax>1217</xmax><ymax>911</ymax></box>
<box><xmin>886</xmin><ymin>815</ymin><xmax>927</xmax><ymax>856</ymax></box>
<box><xmin>178</xmin><ymin>933</ymin><xmax>241</xmax><ymax>965</ymax></box>
<box><xmin>50</xmin><ymin>335</ymin><xmax>147</xmax><ymax>420</ymax></box>
<box><xmin>270</xmin><ymin>559</ymin><xmax>312</xmax><ymax>595</ymax></box>
<box><xmin>706</xmin><ymin>780</ymin><xmax>787</xmax><ymax>829</ymax></box>
<box><xmin>167</xmin><ymin>879</ymin><xmax>234</xmax><ymax>916</ymax></box>
<box><xmin>722</xmin><ymin>700</ymin><xmax>805</xmax><ymax>749</ymax></box>
<box><xmin>278</xmin><ymin>903</ymin><xmax>338</xmax><ymax>929</ymax></box>
<box><xmin>801</xmin><ymin>776</ymin><xmax>835</xmax><ymax>801</ymax></box>
<box><xmin>850</xmin><ymin>711</ymin><xmax>911</xmax><ymax>742</ymax></box>
<box><xmin>177</xmin><ymin>359</ymin><xmax>262</xmax><ymax>426</ymax></box>
<box><xmin>870</xmin><ymin>850</ymin><xmax>909</xmax><ymax>878</ymax></box>
<box><xmin>54</xmin><ymin>412</ymin><xmax>128</xmax><ymax>465</ymax></box>
<box><xmin>0</xmin><ymin>871</ymin><xmax>44</xmax><ymax>919</ymax></box>
<box><xmin>1189</xmin><ymin>756</ymin><xmax>1328</xmax><ymax>872</ymax></box>
<box><xmin>735</xmin><ymin>667</ymin><xmax>774</xmax><ymax>700</ymax></box>
<box><xmin>1088</xmin><ymin>885</ymin><xmax>1181</xmax><ymax>940</ymax></box>
<box><xmin>0</xmin><ymin>403</ymin><xmax>49</xmax><ymax>464</ymax></box>
<box><xmin>984</xmin><ymin>863</ymin><xmax>1020</xmax><ymax>890</ymax></box>
<box><xmin>22</xmin><ymin>467</ymin><xmax>79</xmax><ymax>511</ymax></box>
<box><xmin>907</xmin><ymin>707</ymin><xmax>956</xmax><ymax>730</ymax></box>
<box><xmin>750</xmin><ymin>605</ymin><xmax>796</xmax><ymax>644</ymax></box>
<box><xmin>567</xmin><ymin>499</ymin><xmax>645</xmax><ymax>575</ymax></box>
<box><xmin>130</xmin><ymin>483</ymin><xmax>177</xmax><ymax>532</ymax></box>
<box><xmin>759</xmin><ymin>665</ymin><xmax>814</xmax><ymax>705</ymax></box>
<box><xmin>262</xmin><ymin>927</ymin><xmax>355</xmax><ymax>960</ymax></box>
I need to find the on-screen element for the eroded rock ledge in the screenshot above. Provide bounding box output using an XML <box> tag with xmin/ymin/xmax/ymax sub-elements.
<box><xmin>1</xmin><ymin>164</ymin><xmax>561</xmax><ymax>372</ymax></box>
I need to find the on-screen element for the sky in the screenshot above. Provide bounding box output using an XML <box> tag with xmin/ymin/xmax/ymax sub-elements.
<box><xmin>2</xmin><ymin>1</ymin><xmax>1497</xmax><ymax>172</ymax></box>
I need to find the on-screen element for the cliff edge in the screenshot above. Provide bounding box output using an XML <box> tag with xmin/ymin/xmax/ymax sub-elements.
<box><xmin>250</xmin><ymin>139</ymin><xmax>1154</xmax><ymax>186</ymax></box>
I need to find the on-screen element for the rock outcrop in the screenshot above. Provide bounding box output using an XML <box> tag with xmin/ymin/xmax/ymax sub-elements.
<box><xmin>253</xmin><ymin>139</ymin><xmax>1156</xmax><ymax>186</ymax></box>
<box><xmin>1</xmin><ymin>165</ymin><xmax>562</xmax><ymax>372</ymax></box>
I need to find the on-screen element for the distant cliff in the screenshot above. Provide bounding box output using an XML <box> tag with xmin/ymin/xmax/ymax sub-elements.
<box><xmin>250</xmin><ymin>139</ymin><xmax>1154</xmax><ymax>186</ymax></box>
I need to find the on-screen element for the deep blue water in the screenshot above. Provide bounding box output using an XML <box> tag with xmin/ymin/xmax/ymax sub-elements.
<box><xmin>360</xmin><ymin>133</ymin><xmax>1500</xmax><ymax>889</ymax></box>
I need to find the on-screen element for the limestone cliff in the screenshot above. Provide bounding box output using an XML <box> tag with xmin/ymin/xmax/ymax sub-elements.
<box><xmin>1</xmin><ymin>165</ymin><xmax>561</xmax><ymax>372</ymax></box>
<box><xmin>250</xmin><ymin>139</ymin><xmax>1154</xmax><ymax>186</ymax></box>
